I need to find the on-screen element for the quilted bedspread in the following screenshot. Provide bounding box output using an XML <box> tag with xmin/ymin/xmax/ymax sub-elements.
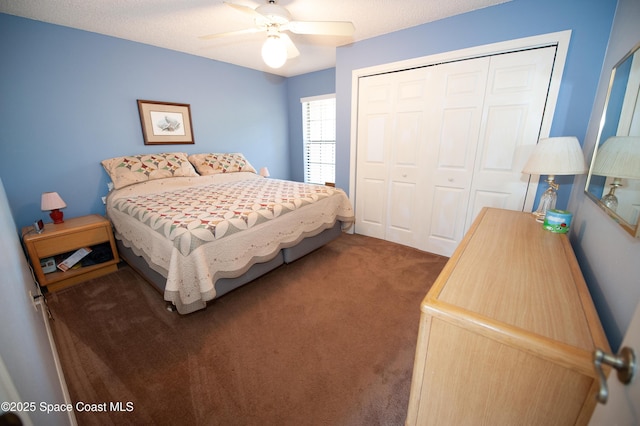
<box><xmin>106</xmin><ymin>172</ymin><xmax>354</xmax><ymax>313</ymax></box>
<box><xmin>112</xmin><ymin>175</ymin><xmax>343</xmax><ymax>256</ymax></box>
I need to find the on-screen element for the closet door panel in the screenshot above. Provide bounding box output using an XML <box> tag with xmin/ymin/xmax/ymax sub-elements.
<box><xmin>387</xmin><ymin>71</ymin><xmax>429</xmax><ymax>247</ymax></box>
<box><xmin>355</xmin><ymin>77</ymin><xmax>393</xmax><ymax>239</ymax></box>
<box><xmin>387</xmin><ymin>108</ymin><xmax>425</xmax><ymax>247</ymax></box>
<box><xmin>355</xmin><ymin>46</ymin><xmax>558</xmax><ymax>257</ymax></box>
<box><xmin>427</xmin><ymin>186</ymin><xmax>466</xmax><ymax>253</ymax></box>
<box><xmin>480</xmin><ymin>106</ymin><xmax>526</xmax><ymax>170</ymax></box>
<box><xmin>356</xmin><ymin>68</ymin><xmax>429</xmax><ymax>248</ymax></box>
<box><xmin>388</xmin><ymin>182</ymin><xmax>416</xmax><ymax>231</ymax></box>
<box><xmin>438</xmin><ymin>109</ymin><xmax>478</xmax><ymax>169</ymax></box>
<box><xmin>422</xmin><ymin>57</ymin><xmax>490</xmax><ymax>255</ymax></box>
<box><xmin>466</xmin><ymin>47</ymin><xmax>556</xmax><ymax>233</ymax></box>
<box><xmin>358</xmin><ymin>177</ymin><xmax>386</xmax><ymax>237</ymax></box>
<box><xmin>356</xmin><ymin>114</ymin><xmax>388</xmax><ymax>238</ymax></box>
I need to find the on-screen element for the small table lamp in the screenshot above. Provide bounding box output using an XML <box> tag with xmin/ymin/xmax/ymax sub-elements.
<box><xmin>522</xmin><ymin>137</ymin><xmax>587</xmax><ymax>221</ymax></box>
<box><xmin>259</xmin><ymin>167</ymin><xmax>270</xmax><ymax>178</ymax></box>
<box><xmin>591</xmin><ymin>136</ymin><xmax>640</xmax><ymax>211</ymax></box>
<box><xmin>41</xmin><ymin>191</ymin><xmax>67</xmax><ymax>224</ymax></box>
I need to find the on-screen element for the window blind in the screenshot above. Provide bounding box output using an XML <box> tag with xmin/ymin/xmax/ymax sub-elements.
<box><xmin>302</xmin><ymin>95</ymin><xmax>336</xmax><ymax>185</ymax></box>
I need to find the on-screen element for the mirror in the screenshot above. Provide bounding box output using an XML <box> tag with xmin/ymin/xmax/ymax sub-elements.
<box><xmin>585</xmin><ymin>42</ymin><xmax>640</xmax><ymax>238</ymax></box>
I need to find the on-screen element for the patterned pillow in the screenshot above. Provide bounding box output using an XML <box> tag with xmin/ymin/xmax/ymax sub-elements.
<box><xmin>188</xmin><ymin>153</ymin><xmax>257</xmax><ymax>175</ymax></box>
<box><xmin>101</xmin><ymin>152</ymin><xmax>199</xmax><ymax>189</ymax></box>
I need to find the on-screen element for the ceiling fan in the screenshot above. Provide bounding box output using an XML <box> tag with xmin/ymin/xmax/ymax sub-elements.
<box><xmin>199</xmin><ymin>0</ymin><xmax>355</xmax><ymax>69</ymax></box>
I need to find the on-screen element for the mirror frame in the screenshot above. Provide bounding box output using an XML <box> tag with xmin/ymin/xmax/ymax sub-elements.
<box><xmin>585</xmin><ymin>42</ymin><xmax>640</xmax><ymax>239</ymax></box>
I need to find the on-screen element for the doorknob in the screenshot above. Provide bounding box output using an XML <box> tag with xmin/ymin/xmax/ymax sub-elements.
<box><xmin>593</xmin><ymin>346</ymin><xmax>636</xmax><ymax>404</ymax></box>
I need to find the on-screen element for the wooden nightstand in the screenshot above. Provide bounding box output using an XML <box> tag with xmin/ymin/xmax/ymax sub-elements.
<box><xmin>22</xmin><ymin>214</ymin><xmax>120</xmax><ymax>292</ymax></box>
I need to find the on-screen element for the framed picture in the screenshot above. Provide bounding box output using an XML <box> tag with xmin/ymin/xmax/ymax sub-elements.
<box><xmin>137</xmin><ymin>100</ymin><xmax>194</xmax><ymax>145</ymax></box>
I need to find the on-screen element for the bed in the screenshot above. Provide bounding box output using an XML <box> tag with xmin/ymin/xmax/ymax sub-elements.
<box><xmin>102</xmin><ymin>152</ymin><xmax>354</xmax><ymax>314</ymax></box>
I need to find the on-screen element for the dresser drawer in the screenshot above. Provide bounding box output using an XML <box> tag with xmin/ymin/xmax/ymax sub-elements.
<box><xmin>32</xmin><ymin>225</ymin><xmax>110</xmax><ymax>258</ymax></box>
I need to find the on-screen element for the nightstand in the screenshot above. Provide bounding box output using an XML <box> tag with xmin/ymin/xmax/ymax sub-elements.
<box><xmin>22</xmin><ymin>214</ymin><xmax>120</xmax><ymax>292</ymax></box>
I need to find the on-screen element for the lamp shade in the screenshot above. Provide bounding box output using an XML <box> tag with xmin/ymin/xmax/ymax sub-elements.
<box><xmin>591</xmin><ymin>136</ymin><xmax>640</xmax><ymax>179</ymax></box>
<box><xmin>522</xmin><ymin>137</ymin><xmax>587</xmax><ymax>175</ymax></box>
<box><xmin>41</xmin><ymin>191</ymin><xmax>67</xmax><ymax>224</ymax></box>
<box><xmin>259</xmin><ymin>167</ymin><xmax>270</xmax><ymax>177</ymax></box>
<box><xmin>41</xmin><ymin>192</ymin><xmax>66</xmax><ymax>211</ymax></box>
<box><xmin>262</xmin><ymin>35</ymin><xmax>287</xmax><ymax>69</ymax></box>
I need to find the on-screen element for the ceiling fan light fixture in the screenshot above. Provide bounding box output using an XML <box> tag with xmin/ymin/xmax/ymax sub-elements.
<box><xmin>255</xmin><ymin>2</ymin><xmax>291</xmax><ymax>26</ymax></box>
<box><xmin>262</xmin><ymin>35</ymin><xmax>287</xmax><ymax>69</ymax></box>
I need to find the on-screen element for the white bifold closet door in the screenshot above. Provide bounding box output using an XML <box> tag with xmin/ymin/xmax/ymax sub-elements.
<box><xmin>355</xmin><ymin>47</ymin><xmax>556</xmax><ymax>256</ymax></box>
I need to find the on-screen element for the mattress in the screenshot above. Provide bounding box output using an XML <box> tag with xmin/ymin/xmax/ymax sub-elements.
<box><xmin>106</xmin><ymin>172</ymin><xmax>354</xmax><ymax>313</ymax></box>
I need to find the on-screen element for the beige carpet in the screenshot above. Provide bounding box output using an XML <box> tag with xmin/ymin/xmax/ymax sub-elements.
<box><xmin>46</xmin><ymin>233</ymin><xmax>448</xmax><ymax>426</ymax></box>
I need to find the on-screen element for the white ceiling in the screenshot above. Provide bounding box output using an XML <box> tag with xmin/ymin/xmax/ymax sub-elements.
<box><xmin>0</xmin><ymin>0</ymin><xmax>509</xmax><ymax>77</ymax></box>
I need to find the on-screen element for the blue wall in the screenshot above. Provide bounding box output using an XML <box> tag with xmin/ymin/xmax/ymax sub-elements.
<box><xmin>335</xmin><ymin>0</ymin><xmax>617</xmax><ymax>211</ymax></box>
<box><xmin>568</xmin><ymin>0</ymin><xmax>640</xmax><ymax>351</ymax></box>
<box><xmin>0</xmin><ymin>13</ymin><xmax>288</xmax><ymax>230</ymax></box>
<box><xmin>286</xmin><ymin>68</ymin><xmax>336</xmax><ymax>182</ymax></box>
<box><xmin>1</xmin><ymin>1</ymin><xmax>617</xmax><ymax>231</ymax></box>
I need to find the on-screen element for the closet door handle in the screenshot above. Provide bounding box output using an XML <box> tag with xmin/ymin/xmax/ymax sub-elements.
<box><xmin>593</xmin><ymin>346</ymin><xmax>636</xmax><ymax>404</ymax></box>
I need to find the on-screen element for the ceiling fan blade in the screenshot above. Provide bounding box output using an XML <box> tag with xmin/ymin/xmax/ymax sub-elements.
<box><xmin>223</xmin><ymin>1</ymin><xmax>263</xmax><ymax>19</ymax></box>
<box><xmin>199</xmin><ymin>27</ymin><xmax>263</xmax><ymax>40</ymax></box>
<box><xmin>286</xmin><ymin>21</ymin><xmax>355</xmax><ymax>36</ymax></box>
<box><xmin>279</xmin><ymin>33</ymin><xmax>300</xmax><ymax>59</ymax></box>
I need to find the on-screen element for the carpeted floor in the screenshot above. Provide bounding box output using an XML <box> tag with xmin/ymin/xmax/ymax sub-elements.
<box><xmin>46</xmin><ymin>233</ymin><xmax>448</xmax><ymax>426</ymax></box>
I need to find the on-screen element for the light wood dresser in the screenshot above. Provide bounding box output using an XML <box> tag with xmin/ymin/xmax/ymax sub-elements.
<box><xmin>406</xmin><ymin>207</ymin><xmax>610</xmax><ymax>426</ymax></box>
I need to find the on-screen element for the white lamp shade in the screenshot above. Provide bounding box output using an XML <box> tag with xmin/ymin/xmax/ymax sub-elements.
<box><xmin>41</xmin><ymin>192</ymin><xmax>67</xmax><ymax>211</ymax></box>
<box><xmin>259</xmin><ymin>167</ymin><xmax>270</xmax><ymax>177</ymax></box>
<box><xmin>522</xmin><ymin>137</ymin><xmax>587</xmax><ymax>175</ymax></box>
<box><xmin>591</xmin><ymin>136</ymin><xmax>640</xmax><ymax>179</ymax></box>
<box><xmin>262</xmin><ymin>36</ymin><xmax>287</xmax><ymax>69</ymax></box>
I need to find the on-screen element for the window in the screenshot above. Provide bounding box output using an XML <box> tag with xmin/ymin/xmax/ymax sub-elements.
<box><xmin>301</xmin><ymin>94</ymin><xmax>336</xmax><ymax>185</ymax></box>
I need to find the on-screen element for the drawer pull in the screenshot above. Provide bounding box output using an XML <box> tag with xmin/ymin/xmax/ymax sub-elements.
<box><xmin>593</xmin><ymin>346</ymin><xmax>636</xmax><ymax>404</ymax></box>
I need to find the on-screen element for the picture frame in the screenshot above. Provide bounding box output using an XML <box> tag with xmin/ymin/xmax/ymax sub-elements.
<box><xmin>137</xmin><ymin>100</ymin><xmax>194</xmax><ymax>145</ymax></box>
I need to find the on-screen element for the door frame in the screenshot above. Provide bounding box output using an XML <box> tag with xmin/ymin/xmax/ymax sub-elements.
<box><xmin>349</xmin><ymin>30</ymin><xmax>572</xmax><ymax>215</ymax></box>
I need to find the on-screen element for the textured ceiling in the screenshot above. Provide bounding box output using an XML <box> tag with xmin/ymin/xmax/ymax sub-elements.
<box><xmin>0</xmin><ymin>0</ymin><xmax>509</xmax><ymax>77</ymax></box>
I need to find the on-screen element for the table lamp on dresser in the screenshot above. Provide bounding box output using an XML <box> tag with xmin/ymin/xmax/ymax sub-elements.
<box><xmin>522</xmin><ymin>136</ymin><xmax>587</xmax><ymax>221</ymax></box>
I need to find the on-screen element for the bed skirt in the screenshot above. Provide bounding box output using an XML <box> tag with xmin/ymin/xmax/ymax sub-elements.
<box><xmin>116</xmin><ymin>221</ymin><xmax>343</xmax><ymax>311</ymax></box>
